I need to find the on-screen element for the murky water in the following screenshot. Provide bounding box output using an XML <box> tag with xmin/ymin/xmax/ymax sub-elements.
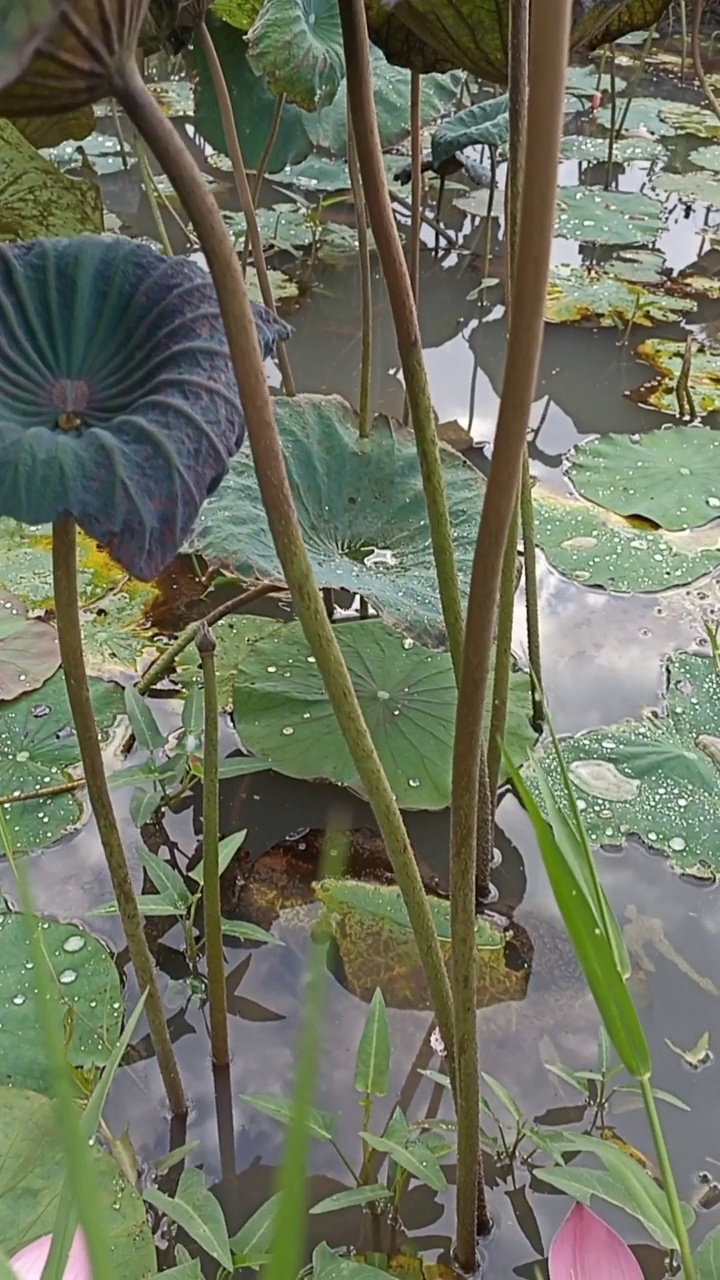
<box><xmin>10</xmin><ymin>50</ymin><xmax>720</xmax><ymax>1280</ymax></box>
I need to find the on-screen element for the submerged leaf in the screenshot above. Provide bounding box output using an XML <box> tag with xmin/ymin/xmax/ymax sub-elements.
<box><xmin>0</xmin><ymin>235</ymin><xmax>289</xmax><ymax>580</ymax></box>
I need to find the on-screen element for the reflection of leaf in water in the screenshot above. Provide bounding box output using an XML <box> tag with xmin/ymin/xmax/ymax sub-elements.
<box><xmin>623</xmin><ymin>904</ymin><xmax>720</xmax><ymax>996</ymax></box>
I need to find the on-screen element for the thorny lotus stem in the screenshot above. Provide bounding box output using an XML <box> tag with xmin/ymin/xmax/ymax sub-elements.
<box><xmin>197</xmin><ymin>625</ymin><xmax>229</xmax><ymax>1067</ymax></box>
<box><xmin>113</xmin><ymin>59</ymin><xmax>456</xmax><ymax>1072</ymax></box>
<box><xmin>137</xmin><ymin>580</ymin><xmax>285</xmax><ymax>696</ymax></box>
<box><xmin>680</xmin><ymin>0</ymin><xmax>688</xmax><ymax>81</ymax></box>
<box><xmin>605</xmin><ymin>45</ymin><xmax>617</xmax><ymax>189</ymax></box>
<box><xmin>52</xmin><ymin>514</ymin><xmax>186</xmax><ymax>1117</ymax></box>
<box><xmin>639</xmin><ymin>1076</ymin><xmax>697</xmax><ymax>1280</ymax></box>
<box><xmin>347</xmin><ymin>105</ymin><xmax>373</xmax><ymax>438</ymax></box>
<box><xmin>692</xmin><ymin>0</ymin><xmax>720</xmax><ymax>121</ymax></box>
<box><xmin>197</xmin><ymin>21</ymin><xmax>296</xmax><ymax>397</ymax></box>
<box><xmin>521</xmin><ymin>459</ymin><xmax>543</xmax><ymax>730</ymax></box>
<box><xmin>136</xmin><ymin>134</ymin><xmax>173</xmax><ymax>256</ymax></box>
<box><xmin>403</xmin><ymin>71</ymin><xmax>422</xmax><ymax>427</ymax></box>
<box><xmin>243</xmin><ymin>90</ymin><xmax>286</xmax><ymax>271</ymax></box>
<box><xmin>449</xmin><ymin>0</ymin><xmax>572</xmax><ymax>1267</ymax></box>
<box><xmin>339</xmin><ymin>0</ymin><xmax>465</xmax><ymax>682</ymax></box>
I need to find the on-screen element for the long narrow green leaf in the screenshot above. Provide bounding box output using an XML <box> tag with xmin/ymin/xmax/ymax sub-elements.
<box><xmin>309</xmin><ymin>1186</ymin><xmax>392</xmax><ymax>1215</ymax></box>
<box><xmin>229</xmin><ymin>1193</ymin><xmax>281</xmax><ymax>1257</ymax></box>
<box><xmin>509</xmin><ymin>763</ymin><xmax>651</xmax><ymax>1077</ymax></box>
<box><xmin>354</xmin><ymin>989</ymin><xmax>390</xmax><ymax>1097</ymax></box>
<box><xmin>144</xmin><ymin>1168</ymin><xmax>232</xmax><ymax>1270</ymax></box>
<box><xmin>125</xmin><ymin>685</ymin><xmax>165</xmax><ymax>752</ymax></box>
<box><xmin>359</xmin><ymin>1132</ymin><xmax>447</xmax><ymax>1193</ymax></box>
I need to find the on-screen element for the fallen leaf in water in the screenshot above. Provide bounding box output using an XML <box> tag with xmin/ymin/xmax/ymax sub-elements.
<box><xmin>665</xmin><ymin>1031</ymin><xmax>713</xmax><ymax>1069</ymax></box>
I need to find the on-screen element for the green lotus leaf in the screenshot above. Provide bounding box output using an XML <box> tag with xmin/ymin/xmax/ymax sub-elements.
<box><xmin>534</xmin><ymin>488</ymin><xmax>720</xmax><ymax>593</ymax></box>
<box><xmin>0</xmin><ymin>119</ymin><xmax>103</xmax><ymax>240</ymax></box>
<box><xmin>527</xmin><ymin>652</ymin><xmax>720</xmax><ymax>877</ymax></box>
<box><xmin>431</xmin><ymin>94</ymin><xmax>509</xmax><ymax>172</ymax></box>
<box><xmin>0</xmin><ymin>589</ymin><xmax>59</xmax><ymax>700</ymax></box>
<box><xmin>658</xmin><ymin>102</ymin><xmax>720</xmax><ymax>138</ymax></box>
<box><xmin>0</xmin><ymin>234</ymin><xmax>289</xmax><ymax>580</ymax></box>
<box><xmin>0</xmin><ymin>669</ymin><xmax>123</xmax><ymax>854</ymax></box>
<box><xmin>364</xmin><ymin>0</ymin><xmax>454</xmax><ymax>75</ymax></box>
<box><xmin>560</xmin><ymin>133</ymin><xmax>666</xmax><ymax>163</ymax></box>
<box><xmin>0</xmin><ymin>0</ymin><xmax>64</xmax><ymax>91</ymax></box>
<box><xmin>211</xmin><ymin>0</ymin><xmax>264</xmax><ymax>26</ymax></box>
<box><xmin>545</xmin><ymin>265</ymin><xmax>692</xmax><ymax>327</ymax></box>
<box><xmin>691</xmin><ymin>144</ymin><xmax>720</xmax><ymax>173</ymax></box>
<box><xmin>569</xmin><ymin>428</ymin><xmax>720</xmax><ymax>532</ymax></box>
<box><xmin>555</xmin><ymin>187</ymin><xmax>665</xmax><ymax>246</ymax></box>
<box><xmin>0</xmin><ymin>912</ymin><xmax>122</xmax><ymax>1093</ymax></box>
<box><xmin>316</xmin><ymin>879</ymin><xmax>528</xmax><ymax>1010</ymax></box>
<box><xmin>595</xmin><ymin>96</ymin><xmax>677</xmax><ymax>136</ymax></box>
<box><xmin>0</xmin><ymin>1086</ymin><xmax>155</xmax><ymax>1275</ymax></box>
<box><xmin>177</xmin><ymin>614</ymin><xmax>285</xmax><ymax>707</ymax></box>
<box><xmin>631</xmin><ymin>338</ymin><xmax>720</xmax><ymax>416</ymax></box>
<box><xmin>231</xmin><ymin>618</ymin><xmax>535</xmax><ymax>809</ymax></box>
<box><xmin>652</xmin><ymin>169</ymin><xmax>720</xmax><ymax>207</ymax></box>
<box><xmin>247</xmin><ymin>0</ymin><xmax>345</xmax><ymax>111</ymax></box>
<box><xmin>603</xmin><ymin>248</ymin><xmax>667</xmax><ymax>285</ymax></box>
<box><xmin>0</xmin><ymin>0</ymin><xmax>147</xmax><ymax>114</ymax></box>
<box><xmin>186</xmin><ymin>393</ymin><xmax>486</xmax><ymax>645</ymax></box>
<box><xmin>570</xmin><ymin>0</ymin><xmax>673</xmax><ymax>49</ymax></box>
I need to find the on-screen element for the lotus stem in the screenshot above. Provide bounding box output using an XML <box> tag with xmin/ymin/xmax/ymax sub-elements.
<box><xmin>137</xmin><ymin>579</ymin><xmax>285</xmax><ymax>696</ymax></box>
<box><xmin>487</xmin><ymin>505</ymin><xmax>519</xmax><ymax>806</ymax></box>
<box><xmin>680</xmin><ymin>0</ymin><xmax>688</xmax><ymax>81</ymax></box>
<box><xmin>449</xmin><ymin>0</ymin><xmax>571</xmax><ymax>1266</ymax></box>
<box><xmin>692</xmin><ymin>0</ymin><xmax>720</xmax><ymax>122</ymax></box>
<box><xmin>616</xmin><ymin>25</ymin><xmax>657</xmax><ymax>136</ymax></box>
<box><xmin>197</xmin><ymin>20</ymin><xmax>296</xmax><ymax>397</ymax></box>
<box><xmin>197</xmin><ymin>624</ymin><xmax>229</xmax><ymax>1066</ymax></box>
<box><xmin>51</xmin><ymin>514</ymin><xmax>186</xmax><ymax>1117</ymax></box>
<box><xmin>347</xmin><ymin>105</ymin><xmax>373</xmax><ymax>438</ymax></box>
<box><xmin>403</xmin><ymin>71</ymin><xmax>422</xmax><ymax>427</ymax></box>
<box><xmin>339</xmin><ymin>0</ymin><xmax>465</xmax><ymax>682</ymax></box>
<box><xmin>482</xmin><ymin>147</ymin><xmax>497</xmax><ymax>286</ymax></box>
<box><xmin>0</xmin><ymin>778</ymin><xmax>85</xmax><ymax>806</ymax></box>
<box><xmin>135</xmin><ymin>134</ymin><xmax>174</xmax><ymax>256</ymax></box>
<box><xmin>113</xmin><ymin>60</ymin><xmax>457</xmax><ymax>1073</ymax></box>
<box><xmin>243</xmin><ymin>90</ymin><xmax>286</xmax><ymax>270</ymax></box>
<box><xmin>521</xmin><ymin>457</ymin><xmax>543</xmax><ymax>730</ymax></box>
<box><xmin>639</xmin><ymin>1077</ymin><xmax>696</xmax><ymax>1280</ymax></box>
<box><xmin>605</xmin><ymin>45</ymin><xmax>617</xmax><ymax>189</ymax></box>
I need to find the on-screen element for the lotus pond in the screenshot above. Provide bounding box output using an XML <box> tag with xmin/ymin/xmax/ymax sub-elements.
<box><xmin>3</xmin><ymin>7</ymin><xmax>720</xmax><ymax>1280</ymax></box>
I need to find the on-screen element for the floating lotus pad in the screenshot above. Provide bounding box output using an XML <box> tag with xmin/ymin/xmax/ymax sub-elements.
<box><xmin>0</xmin><ymin>670</ymin><xmax>123</xmax><ymax>853</ymax></box>
<box><xmin>658</xmin><ymin>103</ymin><xmax>720</xmax><ymax>138</ymax></box>
<box><xmin>0</xmin><ymin>913</ymin><xmax>122</xmax><ymax>1094</ymax></box>
<box><xmin>0</xmin><ymin>235</ymin><xmax>289</xmax><ymax>581</ymax></box>
<box><xmin>0</xmin><ymin>1087</ymin><xmax>155</xmax><ymax>1274</ymax></box>
<box><xmin>0</xmin><ymin>590</ymin><xmax>59</xmax><ymax>700</ymax></box>
<box><xmin>691</xmin><ymin>145</ymin><xmax>720</xmax><ymax>173</ymax></box>
<box><xmin>533</xmin><ymin>489</ymin><xmax>720</xmax><ymax>592</ymax></box>
<box><xmin>555</xmin><ymin>187</ymin><xmax>665</xmax><ymax>246</ymax></box>
<box><xmin>231</xmin><ymin>619</ymin><xmax>536</xmax><ymax>809</ymax></box>
<box><xmin>545</xmin><ymin>265</ymin><xmax>693</xmax><ymax>327</ymax></box>
<box><xmin>652</xmin><ymin>169</ymin><xmax>720</xmax><ymax>207</ymax></box>
<box><xmin>561</xmin><ymin>134</ymin><xmax>666</xmax><ymax>163</ymax></box>
<box><xmin>631</xmin><ymin>339</ymin><xmax>720</xmax><ymax>416</ymax></box>
<box><xmin>569</xmin><ymin>428</ymin><xmax>720</xmax><ymax>531</ymax></box>
<box><xmin>528</xmin><ymin>653</ymin><xmax>720</xmax><ymax>876</ymax></box>
<box><xmin>187</xmin><ymin>393</ymin><xmax>488</xmax><ymax>646</ymax></box>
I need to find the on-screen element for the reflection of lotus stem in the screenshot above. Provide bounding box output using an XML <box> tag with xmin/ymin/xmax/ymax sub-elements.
<box><xmin>347</xmin><ymin>105</ymin><xmax>373</xmax><ymax>438</ymax></box>
<box><xmin>137</xmin><ymin>579</ymin><xmax>286</xmax><ymax>696</ymax></box>
<box><xmin>113</xmin><ymin>59</ymin><xmax>457</xmax><ymax>1075</ymax></box>
<box><xmin>339</xmin><ymin>0</ymin><xmax>465</xmax><ymax>683</ymax></box>
<box><xmin>450</xmin><ymin>0</ymin><xmax>572</xmax><ymax>1264</ymax></box>
<box><xmin>197</xmin><ymin>21</ymin><xmax>296</xmax><ymax>397</ymax></box>
<box><xmin>52</xmin><ymin>515</ymin><xmax>186</xmax><ymax>1117</ymax></box>
<box><xmin>243</xmin><ymin>91</ymin><xmax>287</xmax><ymax>271</ymax></box>
<box><xmin>692</xmin><ymin>0</ymin><xmax>720</xmax><ymax>122</ymax></box>
<box><xmin>197</xmin><ymin>625</ymin><xmax>229</xmax><ymax>1066</ymax></box>
<box><xmin>135</xmin><ymin>134</ymin><xmax>174</xmax><ymax>256</ymax></box>
<box><xmin>403</xmin><ymin>72</ymin><xmax>422</xmax><ymax>428</ymax></box>
<box><xmin>640</xmin><ymin>1077</ymin><xmax>697</xmax><ymax>1280</ymax></box>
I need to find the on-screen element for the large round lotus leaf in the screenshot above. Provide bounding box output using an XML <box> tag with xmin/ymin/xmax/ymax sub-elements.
<box><xmin>691</xmin><ymin>145</ymin><xmax>720</xmax><ymax>174</ymax></box>
<box><xmin>0</xmin><ymin>0</ymin><xmax>64</xmax><ymax>91</ymax></box>
<box><xmin>545</xmin><ymin>265</ymin><xmax>693</xmax><ymax>327</ymax></box>
<box><xmin>177</xmin><ymin>614</ymin><xmax>284</xmax><ymax>708</ymax></box>
<box><xmin>632</xmin><ymin>338</ymin><xmax>720</xmax><ymax>416</ymax></box>
<box><xmin>0</xmin><ymin>235</ymin><xmax>288</xmax><ymax>581</ymax></box>
<box><xmin>316</xmin><ymin>879</ymin><xmax>529</xmax><ymax>1010</ymax></box>
<box><xmin>0</xmin><ymin>0</ymin><xmax>147</xmax><ymax>114</ymax></box>
<box><xmin>0</xmin><ymin>589</ymin><xmax>59</xmax><ymax>699</ymax></box>
<box><xmin>555</xmin><ymin>187</ymin><xmax>665</xmax><ymax>246</ymax></box>
<box><xmin>231</xmin><ymin>619</ymin><xmax>536</xmax><ymax>809</ymax></box>
<box><xmin>431</xmin><ymin>95</ymin><xmax>509</xmax><ymax>171</ymax></box>
<box><xmin>247</xmin><ymin>0</ymin><xmax>345</xmax><ymax>111</ymax></box>
<box><xmin>186</xmin><ymin>393</ymin><xmax>486</xmax><ymax>646</ymax></box>
<box><xmin>596</xmin><ymin>97</ymin><xmax>677</xmax><ymax>136</ymax></box>
<box><xmin>658</xmin><ymin>103</ymin><xmax>720</xmax><ymax>139</ymax></box>
<box><xmin>534</xmin><ymin>489</ymin><xmax>720</xmax><ymax>592</ymax></box>
<box><xmin>527</xmin><ymin>653</ymin><xmax>720</xmax><ymax>877</ymax></box>
<box><xmin>652</xmin><ymin>169</ymin><xmax>720</xmax><ymax>207</ymax></box>
<box><xmin>569</xmin><ymin>428</ymin><xmax>720</xmax><ymax>532</ymax></box>
<box><xmin>560</xmin><ymin>134</ymin><xmax>666</xmax><ymax>163</ymax></box>
<box><xmin>0</xmin><ymin>913</ymin><xmax>122</xmax><ymax>1093</ymax></box>
<box><xmin>0</xmin><ymin>1086</ymin><xmax>155</xmax><ymax>1275</ymax></box>
<box><xmin>0</xmin><ymin>119</ymin><xmax>103</xmax><ymax>240</ymax></box>
<box><xmin>0</xmin><ymin>669</ymin><xmax>123</xmax><ymax>853</ymax></box>
<box><xmin>603</xmin><ymin>249</ymin><xmax>667</xmax><ymax>286</ymax></box>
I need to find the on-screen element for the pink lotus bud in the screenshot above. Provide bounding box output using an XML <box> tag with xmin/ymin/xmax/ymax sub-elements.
<box><xmin>10</xmin><ymin>1230</ymin><xmax>91</xmax><ymax>1280</ymax></box>
<box><xmin>548</xmin><ymin>1202</ymin><xmax>642</xmax><ymax>1279</ymax></box>
<box><xmin>591</xmin><ymin>91</ymin><xmax>603</xmax><ymax>111</ymax></box>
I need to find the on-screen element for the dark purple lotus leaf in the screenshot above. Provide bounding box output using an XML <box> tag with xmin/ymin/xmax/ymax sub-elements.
<box><xmin>0</xmin><ymin>235</ymin><xmax>291</xmax><ymax>580</ymax></box>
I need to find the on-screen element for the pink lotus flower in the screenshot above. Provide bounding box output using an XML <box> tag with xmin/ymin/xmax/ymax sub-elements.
<box><xmin>549</xmin><ymin>1202</ymin><xmax>643</xmax><ymax>1279</ymax></box>
<box><xmin>10</xmin><ymin>1230</ymin><xmax>91</xmax><ymax>1280</ymax></box>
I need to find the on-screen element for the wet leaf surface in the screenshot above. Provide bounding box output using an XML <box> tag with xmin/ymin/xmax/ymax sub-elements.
<box><xmin>555</xmin><ymin>187</ymin><xmax>665</xmax><ymax>246</ymax></box>
<box><xmin>230</xmin><ymin>619</ymin><xmax>535</xmax><ymax>808</ymax></box>
<box><xmin>560</xmin><ymin>133</ymin><xmax>666</xmax><ymax>162</ymax></box>
<box><xmin>545</xmin><ymin>265</ymin><xmax>693</xmax><ymax>327</ymax></box>
<box><xmin>186</xmin><ymin>393</ymin><xmax>488</xmax><ymax>646</ymax></box>
<box><xmin>0</xmin><ymin>590</ymin><xmax>59</xmax><ymax>699</ymax></box>
<box><xmin>652</xmin><ymin>169</ymin><xmax>720</xmax><ymax>206</ymax></box>
<box><xmin>0</xmin><ymin>913</ymin><xmax>122</xmax><ymax>1093</ymax></box>
<box><xmin>631</xmin><ymin>339</ymin><xmax>720</xmax><ymax>416</ymax></box>
<box><xmin>177</xmin><ymin>614</ymin><xmax>284</xmax><ymax>708</ymax></box>
<box><xmin>569</xmin><ymin>428</ymin><xmax>720</xmax><ymax>531</ymax></box>
<box><xmin>0</xmin><ymin>1086</ymin><xmax>155</xmax><ymax>1275</ymax></box>
<box><xmin>528</xmin><ymin>652</ymin><xmax>720</xmax><ymax>875</ymax></box>
<box><xmin>0</xmin><ymin>669</ymin><xmax>123</xmax><ymax>853</ymax></box>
